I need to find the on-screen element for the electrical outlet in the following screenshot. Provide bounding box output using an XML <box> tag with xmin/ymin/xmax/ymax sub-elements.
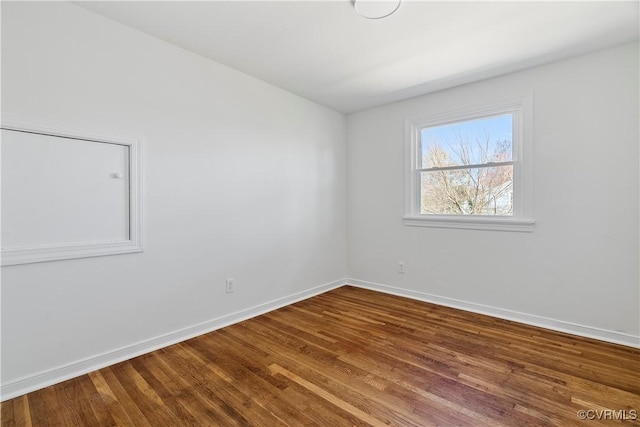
<box><xmin>225</xmin><ymin>279</ymin><xmax>234</xmax><ymax>293</ymax></box>
<box><xmin>398</xmin><ymin>262</ymin><xmax>406</xmax><ymax>274</ymax></box>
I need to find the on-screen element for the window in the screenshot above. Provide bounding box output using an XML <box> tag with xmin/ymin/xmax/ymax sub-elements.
<box><xmin>404</xmin><ymin>97</ymin><xmax>534</xmax><ymax>231</ymax></box>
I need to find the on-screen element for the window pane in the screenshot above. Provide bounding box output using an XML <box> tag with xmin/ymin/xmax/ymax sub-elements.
<box><xmin>421</xmin><ymin>114</ymin><xmax>512</xmax><ymax>169</ymax></box>
<box><xmin>420</xmin><ymin>165</ymin><xmax>513</xmax><ymax>215</ymax></box>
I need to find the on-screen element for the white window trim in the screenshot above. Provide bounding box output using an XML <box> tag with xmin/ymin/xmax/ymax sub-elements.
<box><xmin>403</xmin><ymin>96</ymin><xmax>534</xmax><ymax>232</ymax></box>
<box><xmin>1</xmin><ymin>113</ymin><xmax>143</xmax><ymax>266</ymax></box>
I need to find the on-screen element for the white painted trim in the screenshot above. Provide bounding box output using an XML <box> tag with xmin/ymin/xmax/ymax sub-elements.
<box><xmin>346</xmin><ymin>278</ymin><xmax>640</xmax><ymax>349</ymax></box>
<box><xmin>0</xmin><ymin>278</ymin><xmax>346</xmax><ymax>401</ymax></box>
<box><xmin>1</xmin><ymin>113</ymin><xmax>143</xmax><ymax>266</ymax></box>
<box><xmin>403</xmin><ymin>215</ymin><xmax>535</xmax><ymax>232</ymax></box>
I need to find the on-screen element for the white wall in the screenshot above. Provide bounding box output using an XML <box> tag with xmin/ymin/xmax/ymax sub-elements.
<box><xmin>347</xmin><ymin>43</ymin><xmax>639</xmax><ymax>344</ymax></box>
<box><xmin>1</xmin><ymin>1</ymin><xmax>346</xmax><ymax>395</ymax></box>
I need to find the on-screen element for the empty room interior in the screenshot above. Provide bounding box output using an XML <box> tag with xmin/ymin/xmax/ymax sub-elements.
<box><xmin>1</xmin><ymin>0</ymin><xmax>639</xmax><ymax>425</ymax></box>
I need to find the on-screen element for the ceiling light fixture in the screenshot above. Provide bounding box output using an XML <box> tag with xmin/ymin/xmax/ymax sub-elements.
<box><xmin>353</xmin><ymin>0</ymin><xmax>401</xmax><ymax>19</ymax></box>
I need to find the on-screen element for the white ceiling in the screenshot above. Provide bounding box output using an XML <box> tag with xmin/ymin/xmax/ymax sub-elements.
<box><xmin>76</xmin><ymin>1</ymin><xmax>639</xmax><ymax>113</ymax></box>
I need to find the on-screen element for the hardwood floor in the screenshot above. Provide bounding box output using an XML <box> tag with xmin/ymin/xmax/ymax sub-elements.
<box><xmin>2</xmin><ymin>286</ymin><xmax>639</xmax><ymax>426</ymax></box>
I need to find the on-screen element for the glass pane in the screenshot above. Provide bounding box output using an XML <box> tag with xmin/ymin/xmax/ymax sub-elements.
<box><xmin>420</xmin><ymin>165</ymin><xmax>513</xmax><ymax>215</ymax></box>
<box><xmin>421</xmin><ymin>114</ymin><xmax>512</xmax><ymax>169</ymax></box>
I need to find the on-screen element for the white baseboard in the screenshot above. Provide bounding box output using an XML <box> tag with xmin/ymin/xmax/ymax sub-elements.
<box><xmin>346</xmin><ymin>278</ymin><xmax>640</xmax><ymax>349</ymax></box>
<box><xmin>3</xmin><ymin>277</ymin><xmax>637</xmax><ymax>401</ymax></box>
<box><xmin>0</xmin><ymin>278</ymin><xmax>346</xmax><ymax>402</ymax></box>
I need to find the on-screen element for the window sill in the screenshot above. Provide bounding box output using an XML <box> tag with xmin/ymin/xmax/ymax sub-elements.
<box><xmin>403</xmin><ymin>215</ymin><xmax>535</xmax><ymax>232</ymax></box>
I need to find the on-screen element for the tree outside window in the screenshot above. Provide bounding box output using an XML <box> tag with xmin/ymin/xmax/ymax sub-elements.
<box><xmin>419</xmin><ymin>114</ymin><xmax>514</xmax><ymax>216</ymax></box>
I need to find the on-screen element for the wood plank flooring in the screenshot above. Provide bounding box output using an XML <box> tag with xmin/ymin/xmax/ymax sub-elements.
<box><xmin>2</xmin><ymin>286</ymin><xmax>639</xmax><ymax>426</ymax></box>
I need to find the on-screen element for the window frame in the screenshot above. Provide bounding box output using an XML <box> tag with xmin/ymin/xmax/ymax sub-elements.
<box><xmin>403</xmin><ymin>96</ymin><xmax>534</xmax><ymax>232</ymax></box>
